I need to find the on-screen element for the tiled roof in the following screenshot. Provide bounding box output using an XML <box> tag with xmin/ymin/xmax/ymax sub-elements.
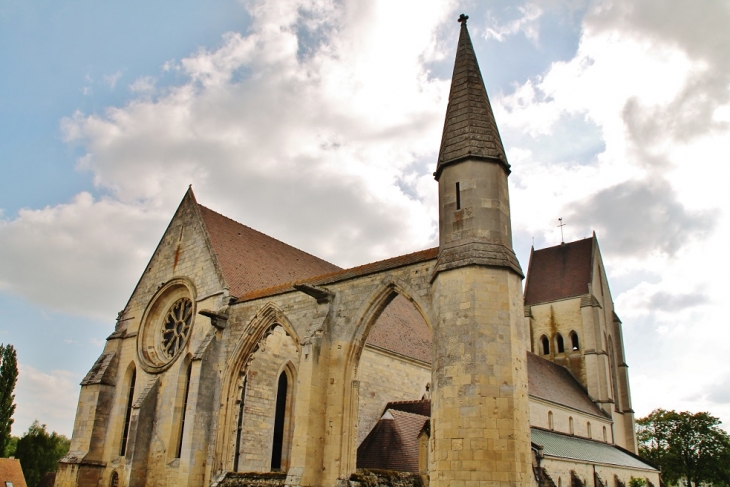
<box><xmin>357</xmin><ymin>409</ymin><xmax>428</xmax><ymax>473</ymax></box>
<box><xmin>199</xmin><ymin>204</ymin><xmax>341</xmax><ymax>298</ymax></box>
<box><xmin>435</xmin><ymin>16</ymin><xmax>509</xmax><ymax>179</ymax></box>
<box><xmin>524</xmin><ymin>238</ymin><xmax>594</xmax><ymax>305</ymax></box>
<box><xmin>0</xmin><ymin>458</ymin><xmax>27</xmax><ymax>487</ymax></box>
<box><xmin>366</xmin><ymin>295</ymin><xmax>432</xmax><ymax>363</ymax></box>
<box><xmin>532</xmin><ymin>428</ymin><xmax>657</xmax><ymax>471</ymax></box>
<box><xmin>527</xmin><ymin>352</ymin><xmax>605</xmax><ymax>417</ymax></box>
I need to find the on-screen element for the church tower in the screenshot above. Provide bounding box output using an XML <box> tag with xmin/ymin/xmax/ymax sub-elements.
<box><xmin>430</xmin><ymin>15</ymin><xmax>532</xmax><ymax>487</ymax></box>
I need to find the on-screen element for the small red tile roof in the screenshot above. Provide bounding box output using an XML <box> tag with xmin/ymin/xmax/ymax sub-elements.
<box><xmin>357</xmin><ymin>409</ymin><xmax>428</xmax><ymax>473</ymax></box>
<box><xmin>383</xmin><ymin>399</ymin><xmax>431</xmax><ymax>418</ymax></box>
<box><xmin>0</xmin><ymin>458</ymin><xmax>27</xmax><ymax>487</ymax></box>
<box><xmin>524</xmin><ymin>238</ymin><xmax>594</xmax><ymax>305</ymax></box>
<box><xmin>199</xmin><ymin>204</ymin><xmax>341</xmax><ymax>298</ymax></box>
<box><xmin>527</xmin><ymin>352</ymin><xmax>605</xmax><ymax>417</ymax></box>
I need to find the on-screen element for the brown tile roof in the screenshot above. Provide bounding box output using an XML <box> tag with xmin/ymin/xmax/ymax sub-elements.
<box><xmin>0</xmin><ymin>458</ymin><xmax>27</xmax><ymax>487</ymax></box>
<box><xmin>524</xmin><ymin>238</ymin><xmax>594</xmax><ymax>305</ymax></box>
<box><xmin>199</xmin><ymin>201</ymin><xmax>438</xmax><ymax>363</ymax></box>
<box><xmin>199</xmin><ymin>204</ymin><xmax>341</xmax><ymax>298</ymax></box>
<box><xmin>383</xmin><ymin>399</ymin><xmax>431</xmax><ymax>418</ymax></box>
<box><xmin>527</xmin><ymin>352</ymin><xmax>605</xmax><ymax>417</ymax></box>
<box><xmin>356</xmin><ymin>409</ymin><xmax>428</xmax><ymax>473</ymax></box>
<box><xmin>366</xmin><ymin>295</ymin><xmax>432</xmax><ymax>363</ymax></box>
<box><xmin>435</xmin><ymin>16</ymin><xmax>509</xmax><ymax>179</ymax></box>
<box><xmin>236</xmin><ymin>247</ymin><xmax>438</xmax><ymax>302</ymax></box>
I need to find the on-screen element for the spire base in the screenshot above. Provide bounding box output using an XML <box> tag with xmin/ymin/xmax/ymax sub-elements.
<box><xmin>431</xmin><ymin>239</ymin><xmax>524</xmax><ymax>282</ymax></box>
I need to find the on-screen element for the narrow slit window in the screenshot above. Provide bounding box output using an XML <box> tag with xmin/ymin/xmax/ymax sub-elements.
<box><xmin>548</xmin><ymin>411</ymin><xmax>554</xmax><ymax>430</ymax></box>
<box><xmin>556</xmin><ymin>333</ymin><xmax>565</xmax><ymax>354</ymax></box>
<box><xmin>271</xmin><ymin>372</ymin><xmax>288</xmax><ymax>470</ymax></box>
<box><xmin>120</xmin><ymin>368</ymin><xmax>136</xmax><ymax>456</ymax></box>
<box><xmin>176</xmin><ymin>362</ymin><xmax>193</xmax><ymax>458</ymax></box>
<box><xmin>455</xmin><ymin>182</ymin><xmax>461</xmax><ymax>210</ymax></box>
<box><xmin>569</xmin><ymin>416</ymin><xmax>574</xmax><ymax>435</ymax></box>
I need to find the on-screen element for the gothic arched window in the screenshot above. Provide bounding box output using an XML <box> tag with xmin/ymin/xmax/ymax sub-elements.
<box><xmin>556</xmin><ymin>333</ymin><xmax>565</xmax><ymax>354</ymax></box>
<box><xmin>570</xmin><ymin>331</ymin><xmax>580</xmax><ymax>351</ymax></box>
<box><xmin>541</xmin><ymin>335</ymin><xmax>550</xmax><ymax>355</ymax></box>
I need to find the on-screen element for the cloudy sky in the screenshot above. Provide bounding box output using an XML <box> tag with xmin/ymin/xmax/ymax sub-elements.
<box><xmin>1</xmin><ymin>0</ymin><xmax>729</xmax><ymax>437</ymax></box>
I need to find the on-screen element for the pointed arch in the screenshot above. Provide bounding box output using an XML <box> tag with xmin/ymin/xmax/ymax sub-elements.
<box><xmin>348</xmin><ymin>276</ymin><xmax>432</xmax><ymax>376</ymax></box>
<box><xmin>339</xmin><ymin>276</ymin><xmax>433</xmax><ymax>476</ymax></box>
<box><xmin>214</xmin><ymin>302</ymin><xmax>301</xmax><ymax>473</ymax></box>
<box><xmin>556</xmin><ymin>333</ymin><xmax>565</xmax><ymax>354</ymax></box>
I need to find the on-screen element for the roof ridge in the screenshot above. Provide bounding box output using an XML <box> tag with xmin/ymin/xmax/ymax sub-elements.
<box><xmin>236</xmin><ymin>247</ymin><xmax>439</xmax><ymax>302</ymax></box>
<box><xmin>387</xmin><ymin>408</ymin><xmax>430</xmax><ymax>420</ymax></box>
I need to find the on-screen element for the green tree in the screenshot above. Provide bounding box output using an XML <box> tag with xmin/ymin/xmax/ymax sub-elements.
<box><xmin>14</xmin><ymin>421</ymin><xmax>70</xmax><ymax>487</ymax></box>
<box><xmin>637</xmin><ymin>409</ymin><xmax>730</xmax><ymax>487</ymax></box>
<box><xmin>0</xmin><ymin>344</ymin><xmax>18</xmax><ymax>456</ymax></box>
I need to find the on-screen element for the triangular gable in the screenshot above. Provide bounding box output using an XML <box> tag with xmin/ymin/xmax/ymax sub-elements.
<box><xmin>119</xmin><ymin>188</ymin><xmax>227</xmax><ymax>322</ymax></box>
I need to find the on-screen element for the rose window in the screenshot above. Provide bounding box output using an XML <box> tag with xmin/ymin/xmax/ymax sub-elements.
<box><xmin>137</xmin><ymin>279</ymin><xmax>196</xmax><ymax>374</ymax></box>
<box><xmin>161</xmin><ymin>298</ymin><xmax>193</xmax><ymax>358</ymax></box>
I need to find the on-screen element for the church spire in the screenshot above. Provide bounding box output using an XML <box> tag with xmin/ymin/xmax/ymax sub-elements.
<box><xmin>434</xmin><ymin>14</ymin><xmax>508</xmax><ymax>180</ymax></box>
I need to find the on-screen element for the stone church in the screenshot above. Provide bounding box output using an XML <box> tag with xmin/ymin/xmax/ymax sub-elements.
<box><xmin>56</xmin><ymin>16</ymin><xmax>660</xmax><ymax>487</ymax></box>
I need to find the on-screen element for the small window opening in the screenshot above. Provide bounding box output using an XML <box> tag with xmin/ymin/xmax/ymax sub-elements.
<box><xmin>570</xmin><ymin>331</ymin><xmax>580</xmax><ymax>351</ymax></box>
<box><xmin>587</xmin><ymin>421</ymin><xmax>592</xmax><ymax>438</ymax></box>
<box><xmin>541</xmin><ymin>335</ymin><xmax>550</xmax><ymax>355</ymax></box>
<box><xmin>603</xmin><ymin>426</ymin><xmax>607</xmax><ymax>442</ymax></box>
<box><xmin>455</xmin><ymin>182</ymin><xmax>461</xmax><ymax>210</ymax></box>
<box><xmin>569</xmin><ymin>416</ymin><xmax>574</xmax><ymax>435</ymax></box>
<box><xmin>110</xmin><ymin>472</ymin><xmax>119</xmax><ymax>487</ymax></box>
<box><xmin>120</xmin><ymin>368</ymin><xmax>136</xmax><ymax>456</ymax></box>
<box><xmin>558</xmin><ymin>478</ymin><xmax>562</xmax><ymax>487</ymax></box>
<box><xmin>556</xmin><ymin>333</ymin><xmax>565</xmax><ymax>354</ymax></box>
<box><xmin>548</xmin><ymin>411</ymin><xmax>554</xmax><ymax>430</ymax></box>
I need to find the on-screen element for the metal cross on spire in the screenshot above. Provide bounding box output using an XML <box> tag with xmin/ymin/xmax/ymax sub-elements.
<box><xmin>458</xmin><ymin>13</ymin><xmax>469</xmax><ymax>24</ymax></box>
<box><xmin>558</xmin><ymin>217</ymin><xmax>567</xmax><ymax>244</ymax></box>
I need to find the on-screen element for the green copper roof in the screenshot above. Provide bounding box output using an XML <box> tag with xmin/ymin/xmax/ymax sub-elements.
<box><xmin>531</xmin><ymin>428</ymin><xmax>657</xmax><ymax>471</ymax></box>
<box><xmin>435</xmin><ymin>14</ymin><xmax>509</xmax><ymax>179</ymax></box>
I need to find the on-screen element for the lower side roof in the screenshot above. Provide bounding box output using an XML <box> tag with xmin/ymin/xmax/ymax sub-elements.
<box><xmin>532</xmin><ymin>428</ymin><xmax>657</xmax><ymax>471</ymax></box>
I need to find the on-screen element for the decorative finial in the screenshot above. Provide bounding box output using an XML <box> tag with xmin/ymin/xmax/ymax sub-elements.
<box><xmin>458</xmin><ymin>13</ymin><xmax>469</xmax><ymax>24</ymax></box>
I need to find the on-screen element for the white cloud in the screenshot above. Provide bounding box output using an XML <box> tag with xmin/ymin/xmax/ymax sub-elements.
<box><xmin>483</xmin><ymin>4</ymin><xmax>543</xmax><ymax>43</ymax></box>
<box><xmin>497</xmin><ymin>0</ymin><xmax>730</xmax><ymax>425</ymax></box>
<box><xmin>129</xmin><ymin>75</ymin><xmax>157</xmax><ymax>93</ymax></box>
<box><xmin>2</xmin><ymin>0</ymin><xmax>459</xmax><ymax>321</ymax></box>
<box><xmin>14</xmin><ymin>363</ymin><xmax>80</xmax><ymax>437</ymax></box>
<box><xmin>103</xmin><ymin>71</ymin><xmax>122</xmax><ymax>89</ymax></box>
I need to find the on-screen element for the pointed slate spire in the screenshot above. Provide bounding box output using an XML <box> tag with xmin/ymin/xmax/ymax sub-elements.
<box><xmin>434</xmin><ymin>14</ymin><xmax>509</xmax><ymax>180</ymax></box>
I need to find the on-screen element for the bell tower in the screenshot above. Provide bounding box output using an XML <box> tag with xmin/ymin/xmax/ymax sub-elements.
<box><xmin>430</xmin><ymin>14</ymin><xmax>532</xmax><ymax>487</ymax></box>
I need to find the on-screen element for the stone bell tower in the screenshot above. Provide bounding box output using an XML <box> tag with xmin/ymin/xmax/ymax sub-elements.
<box><xmin>430</xmin><ymin>14</ymin><xmax>532</xmax><ymax>487</ymax></box>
